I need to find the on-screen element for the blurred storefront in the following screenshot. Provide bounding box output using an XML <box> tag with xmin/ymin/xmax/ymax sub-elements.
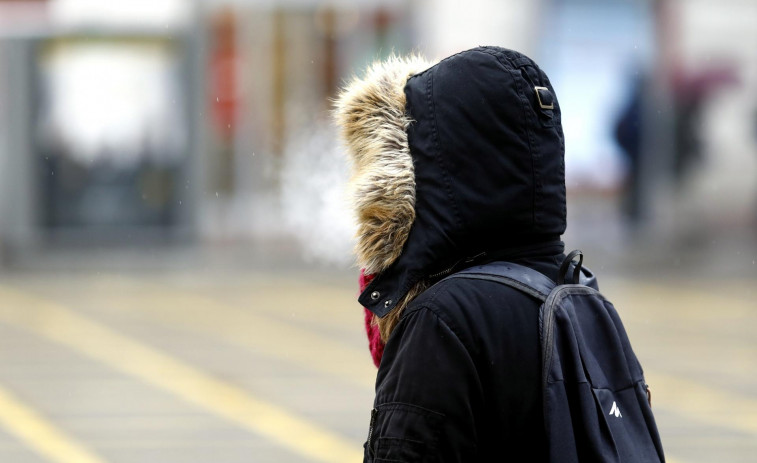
<box><xmin>0</xmin><ymin>0</ymin><xmax>755</xmax><ymax>268</ymax></box>
<box><xmin>0</xmin><ymin>0</ymin><xmax>204</xmax><ymax>261</ymax></box>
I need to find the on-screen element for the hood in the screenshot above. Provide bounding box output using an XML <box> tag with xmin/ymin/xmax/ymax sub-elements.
<box><xmin>335</xmin><ymin>46</ymin><xmax>566</xmax><ymax>318</ymax></box>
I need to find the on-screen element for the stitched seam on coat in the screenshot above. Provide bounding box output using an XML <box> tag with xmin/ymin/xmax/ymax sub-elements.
<box><xmin>405</xmin><ymin>302</ymin><xmax>475</xmax><ymax>358</ymax></box>
<box><xmin>492</xmin><ymin>50</ymin><xmax>537</xmax><ymax>230</ymax></box>
<box><xmin>374</xmin><ymin>402</ymin><xmax>445</xmax><ymax>417</ymax></box>
<box><xmin>482</xmin><ymin>48</ymin><xmax>539</xmax><ymax>230</ymax></box>
<box><xmin>426</xmin><ymin>70</ymin><xmax>464</xmax><ymax>232</ymax></box>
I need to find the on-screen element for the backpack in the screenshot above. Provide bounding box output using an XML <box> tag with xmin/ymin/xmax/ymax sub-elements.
<box><xmin>447</xmin><ymin>250</ymin><xmax>665</xmax><ymax>463</ymax></box>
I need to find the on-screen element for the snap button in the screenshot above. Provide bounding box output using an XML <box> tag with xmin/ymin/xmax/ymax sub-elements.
<box><xmin>370</xmin><ymin>291</ymin><xmax>380</xmax><ymax>300</ymax></box>
<box><xmin>384</xmin><ymin>299</ymin><xmax>393</xmax><ymax>308</ymax></box>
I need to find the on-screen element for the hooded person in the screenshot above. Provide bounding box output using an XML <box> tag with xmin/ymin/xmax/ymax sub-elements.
<box><xmin>335</xmin><ymin>46</ymin><xmax>568</xmax><ymax>462</ymax></box>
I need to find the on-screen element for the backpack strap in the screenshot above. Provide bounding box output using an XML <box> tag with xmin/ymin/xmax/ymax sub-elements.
<box><xmin>444</xmin><ymin>255</ymin><xmax>599</xmax><ymax>299</ymax></box>
<box><xmin>445</xmin><ymin>261</ymin><xmax>556</xmax><ymax>301</ymax></box>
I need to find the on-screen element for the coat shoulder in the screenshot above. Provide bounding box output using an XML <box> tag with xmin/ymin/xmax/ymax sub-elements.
<box><xmin>404</xmin><ymin>276</ymin><xmax>542</xmax><ymax>349</ymax></box>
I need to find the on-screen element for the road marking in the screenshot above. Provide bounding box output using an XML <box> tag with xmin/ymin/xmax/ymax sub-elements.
<box><xmin>106</xmin><ymin>279</ymin><xmax>757</xmax><ymax>463</ymax></box>
<box><xmin>0</xmin><ymin>384</ymin><xmax>106</xmax><ymax>463</ymax></box>
<box><xmin>55</xmin><ymin>277</ymin><xmax>378</xmax><ymax>390</ymax></box>
<box><xmin>0</xmin><ymin>285</ymin><xmax>363</xmax><ymax>463</ymax></box>
<box><xmin>88</xmin><ymin>277</ymin><xmax>757</xmax><ymax>439</ymax></box>
<box><xmin>4</xmin><ymin>276</ymin><xmax>752</xmax><ymax>463</ymax></box>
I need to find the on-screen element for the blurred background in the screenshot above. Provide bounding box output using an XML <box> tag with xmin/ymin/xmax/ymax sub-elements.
<box><xmin>0</xmin><ymin>0</ymin><xmax>754</xmax><ymax>462</ymax></box>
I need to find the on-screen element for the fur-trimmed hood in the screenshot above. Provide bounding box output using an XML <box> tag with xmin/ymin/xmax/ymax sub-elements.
<box><xmin>335</xmin><ymin>46</ymin><xmax>567</xmax><ymax>319</ymax></box>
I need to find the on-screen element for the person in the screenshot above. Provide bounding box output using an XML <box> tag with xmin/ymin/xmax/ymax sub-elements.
<box><xmin>335</xmin><ymin>46</ymin><xmax>569</xmax><ymax>462</ymax></box>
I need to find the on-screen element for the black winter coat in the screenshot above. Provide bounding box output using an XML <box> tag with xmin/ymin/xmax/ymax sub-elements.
<box><xmin>335</xmin><ymin>47</ymin><xmax>568</xmax><ymax>463</ymax></box>
<box><xmin>367</xmin><ymin>250</ymin><xmax>568</xmax><ymax>462</ymax></box>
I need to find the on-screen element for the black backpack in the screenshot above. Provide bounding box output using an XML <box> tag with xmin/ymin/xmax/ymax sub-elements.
<box><xmin>447</xmin><ymin>250</ymin><xmax>665</xmax><ymax>463</ymax></box>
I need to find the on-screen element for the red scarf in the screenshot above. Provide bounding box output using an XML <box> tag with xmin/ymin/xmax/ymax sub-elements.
<box><xmin>359</xmin><ymin>269</ymin><xmax>384</xmax><ymax>367</ymax></box>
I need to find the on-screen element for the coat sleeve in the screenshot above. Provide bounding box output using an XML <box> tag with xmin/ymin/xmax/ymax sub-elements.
<box><xmin>364</xmin><ymin>306</ymin><xmax>482</xmax><ymax>463</ymax></box>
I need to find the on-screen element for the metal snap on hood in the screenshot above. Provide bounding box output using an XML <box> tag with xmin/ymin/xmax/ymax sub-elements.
<box><xmin>335</xmin><ymin>47</ymin><xmax>566</xmax><ymax>318</ymax></box>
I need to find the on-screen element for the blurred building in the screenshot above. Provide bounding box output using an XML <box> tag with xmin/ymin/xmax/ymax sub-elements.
<box><xmin>0</xmin><ymin>0</ymin><xmax>755</xmax><ymax>267</ymax></box>
<box><xmin>0</xmin><ymin>0</ymin><xmax>203</xmax><ymax>262</ymax></box>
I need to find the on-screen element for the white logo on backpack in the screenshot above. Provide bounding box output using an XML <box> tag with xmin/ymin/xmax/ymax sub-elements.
<box><xmin>609</xmin><ymin>401</ymin><xmax>622</xmax><ymax>418</ymax></box>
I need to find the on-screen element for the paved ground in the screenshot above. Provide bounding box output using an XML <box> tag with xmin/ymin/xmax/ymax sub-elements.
<box><xmin>0</xmin><ymin>249</ymin><xmax>754</xmax><ymax>463</ymax></box>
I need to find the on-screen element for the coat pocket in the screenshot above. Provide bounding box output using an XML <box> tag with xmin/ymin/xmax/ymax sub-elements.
<box><xmin>364</xmin><ymin>402</ymin><xmax>444</xmax><ymax>463</ymax></box>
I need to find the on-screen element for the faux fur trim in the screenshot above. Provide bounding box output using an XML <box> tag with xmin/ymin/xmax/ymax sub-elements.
<box><xmin>334</xmin><ymin>55</ymin><xmax>434</xmax><ymax>274</ymax></box>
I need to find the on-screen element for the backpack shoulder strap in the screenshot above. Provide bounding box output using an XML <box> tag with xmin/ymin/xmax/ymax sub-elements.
<box><xmin>445</xmin><ymin>261</ymin><xmax>557</xmax><ymax>301</ymax></box>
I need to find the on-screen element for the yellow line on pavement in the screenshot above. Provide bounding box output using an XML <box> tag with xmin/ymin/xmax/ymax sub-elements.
<box><xmin>0</xmin><ymin>285</ymin><xmax>363</xmax><ymax>463</ymax></box>
<box><xmin>0</xmin><ymin>385</ymin><xmax>107</xmax><ymax>463</ymax></box>
<box><xmin>112</xmin><ymin>277</ymin><xmax>757</xmax><ymax>439</ymax></box>
<box><xmin>100</xmin><ymin>282</ymin><xmax>377</xmax><ymax>389</ymax></box>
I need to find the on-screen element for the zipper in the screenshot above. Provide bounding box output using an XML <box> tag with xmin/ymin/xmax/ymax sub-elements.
<box><xmin>428</xmin><ymin>265</ymin><xmax>456</xmax><ymax>280</ymax></box>
<box><xmin>428</xmin><ymin>252</ymin><xmax>487</xmax><ymax>280</ymax></box>
<box><xmin>366</xmin><ymin>408</ymin><xmax>377</xmax><ymax>457</ymax></box>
